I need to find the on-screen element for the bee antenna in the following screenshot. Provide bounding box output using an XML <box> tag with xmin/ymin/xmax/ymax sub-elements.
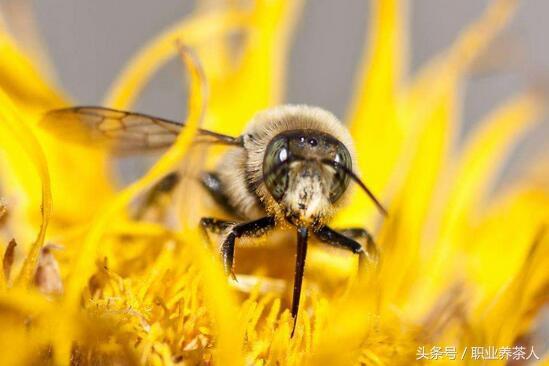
<box><xmin>321</xmin><ymin>159</ymin><xmax>388</xmax><ymax>217</ymax></box>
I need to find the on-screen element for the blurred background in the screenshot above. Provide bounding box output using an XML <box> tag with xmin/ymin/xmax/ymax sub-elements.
<box><xmin>1</xmin><ymin>0</ymin><xmax>547</xmax><ymax>185</ymax></box>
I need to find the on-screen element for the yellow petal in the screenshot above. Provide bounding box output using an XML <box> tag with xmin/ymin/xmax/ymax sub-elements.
<box><xmin>105</xmin><ymin>1</ymin><xmax>303</xmax><ymax>139</ymax></box>
<box><xmin>339</xmin><ymin>0</ymin><xmax>406</xmax><ymax>227</ymax></box>
<box><xmin>319</xmin><ymin>0</ymin><xmax>521</xmax><ymax>360</ymax></box>
<box><xmin>64</xmin><ymin>47</ymin><xmax>205</xmax><ymax>308</ymax></box>
<box><xmin>440</xmin><ymin>92</ymin><xmax>543</xmax><ymax>239</ymax></box>
<box><xmin>471</xmin><ymin>219</ymin><xmax>548</xmax><ymax>347</ymax></box>
<box><xmin>338</xmin><ymin>0</ymin><xmax>519</xmax><ymax>228</ymax></box>
<box><xmin>0</xmin><ymin>31</ymin><xmax>65</xmax><ymax>114</ymax></box>
<box><xmin>419</xmin><ymin>93</ymin><xmax>545</xmax><ymax>306</ymax></box>
<box><xmin>0</xmin><ymin>88</ymin><xmax>51</xmax><ymax>288</ymax></box>
<box><xmin>0</xmin><ymin>28</ymin><xmax>113</xmax><ymax>233</ymax></box>
<box><xmin>375</xmin><ymin>0</ymin><xmax>519</xmax><ymax>314</ymax></box>
<box><xmin>203</xmin><ymin>0</ymin><xmax>304</xmax><ymax>136</ymax></box>
<box><xmin>469</xmin><ymin>185</ymin><xmax>548</xmax><ymax>307</ymax></box>
<box><xmin>58</xmin><ymin>48</ymin><xmax>246</xmax><ymax>365</ymax></box>
<box><xmin>104</xmin><ymin>9</ymin><xmax>248</xmax><ymax>110</ymax></box>
<box><xmin>381</xmin><ymin>87</ymin><xmax>459</xmax><ymax>311</ymax></box>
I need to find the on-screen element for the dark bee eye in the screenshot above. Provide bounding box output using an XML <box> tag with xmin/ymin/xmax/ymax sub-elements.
<box><xmin>263</xmin><ymin>137</ymin><xmax>289</xmax><ymax>201</ymax></box>
<box><xmin>329</xmin><ymin>146</ymin><xmax>352</xmax><ymax>202</ymax></box>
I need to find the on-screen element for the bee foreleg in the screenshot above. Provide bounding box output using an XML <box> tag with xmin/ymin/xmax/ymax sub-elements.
<box><xmin>220</xmin><ymin>216</ymin><xmax>276</xmax><ymax>279</ymax></box>
<box><xmin>314</xmin><ymin>225</ymin><xmax>378</xmax><ymax>270</ymax></box>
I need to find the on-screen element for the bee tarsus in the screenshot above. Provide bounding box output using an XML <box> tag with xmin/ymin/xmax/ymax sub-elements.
<box><xmin>315</xmin><ymin>226</ymin><xmax>378</xmax><ymax>270</ymax></box>
<box><xmin>338</xmin><ymin>227</ymin><xmax>379</xmax><ymax>266</ymax></box>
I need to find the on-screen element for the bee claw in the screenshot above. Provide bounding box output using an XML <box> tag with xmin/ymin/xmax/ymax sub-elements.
<box><xmin>291</xmin><ymin>317</ymin><xmax>298</xmax><ymax>338</ymax></box>
<box><xmin>230</xmin><ymin>271</ymin><xmax>238</xmax><ymax>283</ymax></box>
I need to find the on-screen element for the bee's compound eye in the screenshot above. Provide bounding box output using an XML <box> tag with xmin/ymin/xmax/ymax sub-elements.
<box><xmin>263</xmin><ymin>137</ymin><xmax>290</xmax><ymax>201</ymax></box>
<box><xmin>329</xmin><ymin>145</ymin><xmax>352</xmax><ymax>202</ymax></box>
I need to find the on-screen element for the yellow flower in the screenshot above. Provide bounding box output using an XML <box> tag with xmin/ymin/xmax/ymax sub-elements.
<box><xmin>0</xmin><ymin>0</ymin><xmax>547</xmax><ymax>365</ymax></box>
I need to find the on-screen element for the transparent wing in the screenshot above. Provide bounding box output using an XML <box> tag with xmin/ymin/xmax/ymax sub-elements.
<box><xmin>41</xmin><ymin>106</ymin><xmax>240</xmax><ymax>154</ymax></box>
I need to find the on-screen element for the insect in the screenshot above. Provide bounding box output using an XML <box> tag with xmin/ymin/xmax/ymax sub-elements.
<box><xmin>42</xmin><ymin>104</ymin><xmax>387</xmax><ymax>335</ymax></box>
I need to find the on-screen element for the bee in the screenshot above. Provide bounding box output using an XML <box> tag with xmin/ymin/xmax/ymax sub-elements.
<box><xmin>42</xmin><ymin>104</ymin><xmax>387</xmax><ymax>335</ymax></box>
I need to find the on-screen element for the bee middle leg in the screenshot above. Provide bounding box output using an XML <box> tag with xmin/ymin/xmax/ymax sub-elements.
<box><xmin>313</xmin><ymin>225</ymin><xmax>378</xmax><ymax>270</ymax></box>
<box><xmin>200</xmin><ymin>172</ymin><xmax>239</xmax><ymax>217</ymax></box>
<box><xmin>135</xmin><ymin>172</ymin><xmax>181</xmax><ymax>219</ymax></box>
<box><xmin>200</xmin><ymin>216</ymin><xmax>276</xmax><ymax>278</ymax></box>
<box><xmin>200</xmin><ymin>217</ymin><xmax>235</xmax><ymax>242</ymax></box>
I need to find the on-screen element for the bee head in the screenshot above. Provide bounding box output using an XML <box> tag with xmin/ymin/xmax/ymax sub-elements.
<box><xmin>262</xmin><ymin>129</ymin><xmax>352</xmax><ymax>225</ymax></box>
